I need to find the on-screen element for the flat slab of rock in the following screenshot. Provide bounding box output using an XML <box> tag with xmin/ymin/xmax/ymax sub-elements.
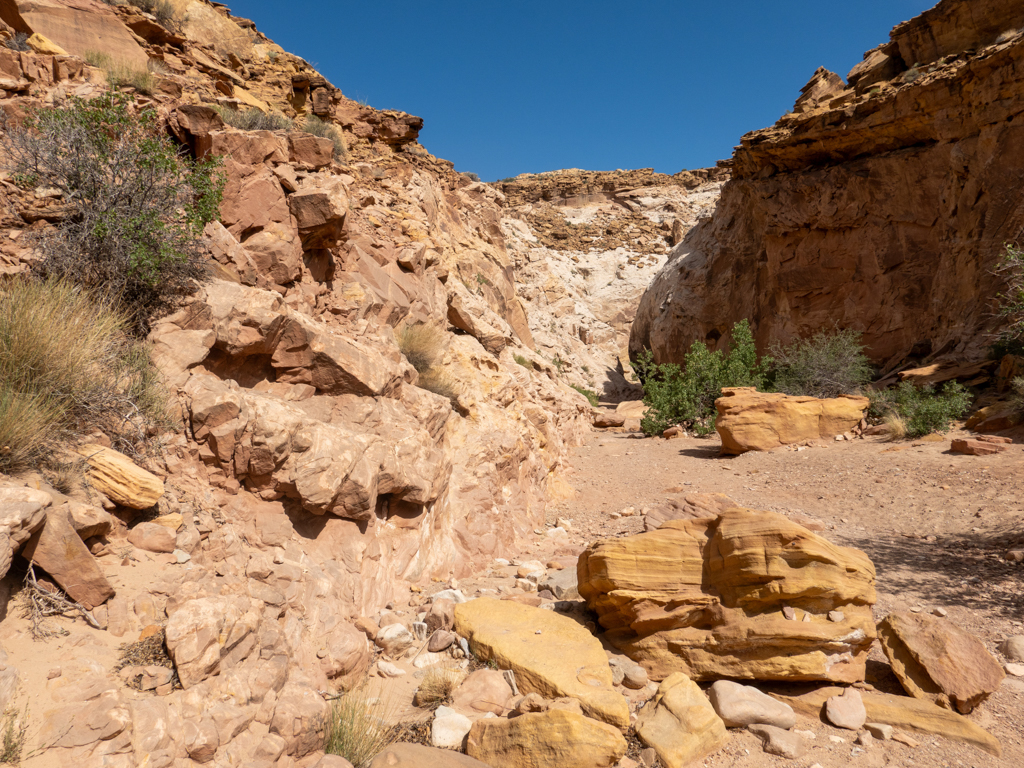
<box><xmin>878</xmin><ymin>612</ymin><xmax>1004</xmax><ymax>713</ymax></box>
<box><xmin>715</xmin><ymin>387</ymin><xmax>869</xmax><ymax>454</ymax></box>
<box><xmin>128</xmin><ymin>522</ymin><xmax>177</xmax><ymax>553</ymax></box>
<box><xmin>643</xmin><ymin>492</ymin><xmax>737</xmax><ymax>531</ymax></box>
<box><xmin>748</xmin><ymin>724</ymin><xmax>806</xmax><ymax>759</ymax></box>
<box><xmin>825</xmin><ymin>687</ymin><xmax>865</xmax><ymax>730</ymax></box>
<box><xmin>951</xmin><ymin>438</ymin><xmax>1008</xmax><ymax>456</ymax></box>
<box><xmin>708</xmin><ymin>680</ymin><xmax>796</xmax><ymax>729</ymax></box>
<box><xmin>369</xmin><ymin>743</ymin><xmax>491</xmax><ymax>767</ymax></box>
<box><xmin>578</xmin><ymin>508</ymin><xmax>876</xmax><ymax>682</ymax></box>
<box><xmin>635</xmin><ymin>673</ymin><xmax>728</xmax><ymax>768</ymax></box>
<box><xmin>76</xmin><ymin>444</ymin><xmax>164</xmax><ymax>509</ymax></box>
<box><xmin>771</xmin><ymin>685</ymin><xmax>1001</xmax><ymax>756</ymax></box>
<box><xmin>431</xmin><ymin>706</ymin><xmax>472</xmax><ymax>748</ymax></box>
<box><xmin>454</xmin><ymin>598</ymin><xmax>629</xmax><ymax>728</ymax></box>
<box><xmin>20</xmin><ymin>505</ymin><xmax>114</xmax><ymax>609</ymax></box>
<box><xmin>466</xmin><ymin>709</ymin><xmax>626</xmax><ymax>768</ymax></box>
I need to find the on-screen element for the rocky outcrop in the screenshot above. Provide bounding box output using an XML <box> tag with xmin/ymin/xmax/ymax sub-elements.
<box><xmin>715</xmin><ymin>388</ymin><xmax>870</xmax><ymax>454</ymax></box>
<box><xmin>578</xmin><ymin>508</ymin><xmax>876</xmax><ymax>682</ymax></box>
<box><xmin>631</xmin><ymin>0</ymin><xmax>1024</xmax><ymax>374</ymax></box>
<box><xmin>500</xmin><ymin>168</ymin><xmax>725</xmax><ymax>401</ymax></box>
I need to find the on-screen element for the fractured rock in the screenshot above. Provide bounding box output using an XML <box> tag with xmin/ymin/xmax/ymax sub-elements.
<box><xmin>878</xmin><ymin>611</ymin><xmax>1004</xmax><ymax>713</ymax></box>
<box><xmin>0</xmin><ymin>485</ymin><xmax>49</xmax><ymax>578</ymax></box>
<box><xmin>454</xmin><ymin>598</ymin><xmax>629</xmax><ymax>728</ymax></box>
<box><xmin>635</xmin><ymin>673</ymin><xmax>728</xmax><ymax>768</ymax></box>
<box><xmin>466</xmin><ymin>709</ymin><xmax>626</xmax><ymax>768</ymax></box>
<box><xmin>708</xmin><ymin>680</ymin><xmax>796</xmax><ymax>729</ymax></box>
<box><xmin>643</xmin><ymin>492</ymin><xmax>737</xmax><ymax>531</ymax></box>
<box><xmin>578</xmin><ymin>508</ymin><xmax>876</xmax><ymax>682</ymax></box>
<box><xmin>165</xmin><ymin>596</ymin><xmax>261</xmax><ymax>688</ymax></box>
<box><xmin>825</xmin><ymin>687</ymin><xmax>866</xmax><ymax>730</ymax></box>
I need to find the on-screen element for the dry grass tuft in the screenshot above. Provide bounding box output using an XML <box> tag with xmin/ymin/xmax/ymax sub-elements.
<box><xmin>0</xmin><ymin>278</ymin><xmax>167</xmax><ymax>475</ymax></box>
<box><xmin>398</xmin><ymin>324</ymin><xmax>446</xmax><ymax>373</ymax></box>
<box><xmin>84</xmin><ymin>51</ymin><xmax>156</xmax><ymax>94</ymax></box>
<box><xmin>214</xmin><ymin>106</ymin><xmax>294</xmax><ymax>132</ymax></box>
<box><xmin>20</xmin><ymin>565</ymin><xmax>100</xmax><ymax>638</ymax></box>
<box><xmin>302</xmin><ymin>114</ymin><xmax>348</xmax><ymax>161</ymax></box>
<box><xmin>416</xmin><ymin>367</ymin><xmax>462</xmax><ymax>409</ymax></box>
<box><xmin>42</xmin><ymin>457</ymin><xmax>86</xmax><ymax>496</ymax></box>
<box><xmin>413</xmin><ymin>663</ymin><xmax>466</xmax><ymax>709</ymax></box>
<box><xmin>0</xmin><ymin>706</ymin><xmax>28</xmax><ymax>765</ymax></box>
<box><xmin>323</xmin><ymin>683</ymin><xmax>401</xmax><ymax>768</ymax></box>
<box><xmin>883</xmin><ymin>413</ymin><xmax>908</xmax><ymax>441</ymax></box>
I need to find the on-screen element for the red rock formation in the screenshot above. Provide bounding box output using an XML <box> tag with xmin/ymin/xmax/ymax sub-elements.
<box><xmin>631</xmin><ymin>0</ymin><xmax>1024</xmax><ymax>374</ymax></box>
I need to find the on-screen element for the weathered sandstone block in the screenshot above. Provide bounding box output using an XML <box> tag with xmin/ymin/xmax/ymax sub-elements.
<box><xmin>715</xmin><ymin>387</ymin><xmax>868</xmax><ymax>454</ymax></box>
<box><xmin>578</xmin><ymin>508</ymin><xmax>876</xmax><ymax>682</ymax></box>
<box><xmin>635</xmin><ymin>673</ymin><xmax>728</xmax><ymax>768</ymax></box>
<box><xmin>466</xmin><ymin>709</ymin><xmax>626</xmax><ymax>768</ymax></box>
<box><xmin>76</xmin><ymin>444</ymin><xmax>164</xmax><ymax>509</ymax></box>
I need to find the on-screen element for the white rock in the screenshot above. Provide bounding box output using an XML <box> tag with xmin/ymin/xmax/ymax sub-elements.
<box><xmin>413</xmin><ymin>652</ymin><xmax>450</xmax><ymax>669</ymax></box>
<box><xmin>432</xmin><ymin>589</ymin><xmax>467</xmax><ymax>604</ymax></box>
<box><xmin>431</xmin><ymin>706</ymin><xmax>472</xmax><ymax>749</ymax></box>
<box><xmin>375</xmin><ymin>623</ymin><xmax>415</xmax><ymax>657</ymax></box>
<box><xmin>376</xmin><ymin>661</ymin><xmax>405</xmax><ymax>678</ymax></box>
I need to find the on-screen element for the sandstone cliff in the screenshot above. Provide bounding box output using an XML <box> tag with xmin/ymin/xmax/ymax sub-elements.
<box><xmin>497</xmin><ymin>168</ymin><xmax>726</xmax><ymax>400</ymax></box>
<box><xmin>631</xmin><ymin>0</ymin><xmax>1024</xmax><ymax>374</ymax></box>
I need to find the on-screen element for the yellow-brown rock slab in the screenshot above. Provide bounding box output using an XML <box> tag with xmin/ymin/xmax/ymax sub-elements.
<box><xmin>453</xmin><ymin>599</ymin><xmax>630</xmax><ymax>729</ymax></box>
<box><xmin>714</xmin><ymin>387</ymin><xmax>869</xmax><ymax>454</ymax></box>
<box><xmin>466</xmin><ymin>709</ymin><xmax>626</xmax><ymax>768</ymax></box>
<box><xmin>770</xmin><ymin>685</ymin><xmax>1001</xmax><ymax>756</ymax></box>
<box><xmin>635</xmin><ymin>673</ymin><xmax>728</xmax><ymax>768</ymax></box>
<box><xmin>76</xmin><ymin>444</ymin><xmax>164</xmax><ymax>509</ymax></box>
<box><xmin>578</xmin><ymin>508</ymin><xmax>876</xmax><ymax>682</ymax></box>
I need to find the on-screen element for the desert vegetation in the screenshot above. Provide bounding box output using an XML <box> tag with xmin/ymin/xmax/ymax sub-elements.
<box><xmin>398</xmin><ymin>324</ymin><xmax>462</xmax><ymax>407</ymax></box>
<box><xmin>322</xmin><ymin>687</ymin><xmax>400</xmax><ymax>768</ymax></box>
<box><xmin>0</xmin><ymin>92</ymin><xmax>224</xmax><ymax>330</ymax></box>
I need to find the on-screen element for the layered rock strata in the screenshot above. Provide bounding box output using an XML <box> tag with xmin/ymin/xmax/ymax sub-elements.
<box><xmin>631</xmin><ymin>0</ymin><xmax>1024</xmax><ymax>374</ymax></box>
<box><xmin>577</xmin><ymin>508</ymin><xmax>877</xmax><ymax>682</ymax></box>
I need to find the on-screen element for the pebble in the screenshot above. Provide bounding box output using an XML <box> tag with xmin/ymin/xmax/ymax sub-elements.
<box><xmin>828</xmin><ymin>736</ymin><xmax>846</xmax><ymax>744</ymax></box>
<box><xmin>1004</xmin><ymin>663</ymin><xmax>1024</xmax><ymax>676</ymax></box>
<box><xmin>855</xmin><ymin>731</ymin><xmax>873</xmax><ymax>747</ymax></box>
<box><xmin>748</xmin><ymin>724</ymin><xmax>807</xmax><ymax>759</ymax></box>
<box><xmin>932</xmin><ymin>607</ymin><xmax>948</xmax><ymax>617</ymax></box>
<box><xmin>865</xmin><ymin>723</ymin><xmax>893</xmax><ymax>740</ymax></box>
<box><xmin>828</xmin><ymin>610</ymin><xmax>845</xmax><ymax>622</ymax></box>
<box><xmin>173</xmin><ymin>549</ymin><xmax>191</xmax><ymax>564</ymax></box>
<box><xmin>376</xmin><ymin>661</ymin><xmax>405</xmax><ymax>678</ymax></box>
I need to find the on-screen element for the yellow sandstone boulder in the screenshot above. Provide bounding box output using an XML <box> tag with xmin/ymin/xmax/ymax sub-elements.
<box><xmin>578</xmin><ymin>508</ymin><xmax>876</xmax><ymax>683</ymax></box>
<box><xmin>466</xmin><ymin>709</ymin><xmax>626</xmax><ymax>768</ymax></box>
<box><xmin>714</xmin><ymin>387</ymin><xmax>869</xmax><ymax>454</ymax></box>
<box><xmin>453</xmin><ymin>598</ymin><xmax>630</xmax><ymax>729</ymax></box>
<box><xmin>635</xmin><ymin>673</ymin><xmax>728</xmax><ymax>768</ymax></box>
<box><xmin>76</xmin><ymin>444</ymin><xmax>164</xmax><ymax>509</ymax></box>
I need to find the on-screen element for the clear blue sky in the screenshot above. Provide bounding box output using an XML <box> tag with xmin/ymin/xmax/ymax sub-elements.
<box><xmin>238</xmin><ymin>0</ymin><xmax>934</xmax><ymax>181</ymax></box>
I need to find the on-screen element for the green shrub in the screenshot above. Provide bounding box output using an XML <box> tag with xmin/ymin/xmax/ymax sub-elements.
<box><xmin>570</xmin><ymin>384</ymin><xmax>599</xmax><ymax>407</ymax></box>
<box><xmin>214</xmin><ymin>106</ymin><xmax>294</xmax><ymax>132</ymax></box>
<box><xmin>869</xmin><ymin>381</ymin><xmax>972</xmax><ymax>438</ymax></box>
<box><xmin>995</xmin><ymin>243</ymin><xmax>1024</xmax><ymax>355</ymax></box>
<box><xmin>0</xmin><ymin>92</ymin><xmax>224</xmax><ymax>330</ymax></box>
<box><xmin>0</xmin><ymin>278</ymin><xmax>166</xmax><ymax>474</ymax></box>
<box><xmin>514</xmin><ymin>354</ymin><xmax>535</xmax><ymax>370</ymax></box>
<box><xmin>635</xmin><ymin>319</ymin><xmax>768</xmax><ymax>436</ymax></box>
<box><xmin>301</xmin><ymin>114</ymin><xmax>347</xmax><ymax>160</ymax></box>
<box><xmin>0</xmin><ymin>705</ymin><xmax>28</xmax><ymax>764</ymax></box>
<box><xmin>769</xmin><ymin>328</ymin><xmax>873</xmax><ymax>399</ymax></box>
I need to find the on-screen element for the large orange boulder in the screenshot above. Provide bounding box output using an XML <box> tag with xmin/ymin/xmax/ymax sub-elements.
<box><xmin>715</xmin><ymin>387</ymin><xmax>868</xmax><ymax>454</ymax></box>
<box><xmin>578</xmin><ymin>508</ymin><xmax>876</xmax><ymax>683</ymax></box>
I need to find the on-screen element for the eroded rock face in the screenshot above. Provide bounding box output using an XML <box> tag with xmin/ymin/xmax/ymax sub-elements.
<box><xmin>465</xmin><ymin>709</ymin><xmax>627</xmax><ymax>768</ymax></box>
<box><xmin>578</xmin><ymin>508</ymin><xmax>877</xmax><ymax>682</ymax></box>
<box><xmin>715</xmin><ymin>388</ymin><xmax>869</xmax><ymax>454</ymax></box>
<box><xmin>631</xmin><ymin>0</ymin><xmax>1024</xmax><ymax>373</ymax></box>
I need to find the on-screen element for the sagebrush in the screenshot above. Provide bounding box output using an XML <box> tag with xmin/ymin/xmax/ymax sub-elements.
<box><xmin>869</xmin><ymin>381</ymin><xmax>972</xmax><ymax>438</ymax></box>
<box><xmin>0</xmin><ymin>278</ymin><xmax>166</xmax><ymax>474</ymax></box>
<box><xmin>635</xmin><ymin>319</ymin><xmax>768</xmax><ymax>436</ymax></box>
<box><xmin>0</xmin><ymin>92</ymin><xmax>224</xmax><ymax>330</ymax></box>
<box><xmin>769</xmin><ymin>328</ymin><xmax>873</xmax><ymax>399</ymax></box>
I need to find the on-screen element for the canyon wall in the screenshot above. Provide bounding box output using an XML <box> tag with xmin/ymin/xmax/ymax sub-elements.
<box><xmin>631</xmin><ymin>0</ymin><xmax>1024</xmax><ymax>374</ymax></box>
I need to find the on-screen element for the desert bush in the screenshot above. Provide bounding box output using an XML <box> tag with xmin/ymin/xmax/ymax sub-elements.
<box><xmin>570</xmin><ymin>384</ymin><xmax>599</xmax><ymax>407</ymax></box>
<box><xmin>323</xmin><ymin>687</ymin><xmax>399</xmax><ymax>768</ymax></box>
<box><xmin>768</xmin><ymin>328</ymin><xmax>873</xmax><ymax>399</ymax></box>
<box><xmin>214</xmin><ymin>106</ymin><xmax>294</xmax><ymax>132</ymax></box>
<box><xmin>883</xmin><ymin>413</ymin><xmax>908</xmax><ymax>441</ymax></box>
<box><xmin>4</xmin><ymin>33</ymin><xmax>29</xmax><ymax>52</ymax></box>
<box><xmin>1012</xmin><ymin>376</ymin><xmax>1024</xmax><ymax>411</ymax></box>
<box><xmin>869</xmin><ymin>381</ymin><xmax>972</xmax><ymax>438</ymax></box>
<box><xmin>0</xmin><ymin>92</ymin><xmax>224</xmax><ymax>330</ymax></box>
<box><xmin>129</xmin><ymin>0</ymin><xmax>177</xmax><ymax>27</ymax></box>
<box><xmin>635</xmin><ymin>319</ymin><xmax>768</xmax><ymax>436</ymax></box>
<box><xmin>301</xmin><ymin>114</ymin><xmax>347</xmax><ymax>160</ymax></box>
<box><xmin>413</xmin><ymin>663</ymin><xmax>466</xmax><ymax>709</ymax></box>
<box><xmin>84</xmin><ymin>51</ymin><xmax>157</xmax><ymax>94</ymax></box>
<box><xmin>514</xmin><ymin>353</ymin><xmax>535</xmax><ymax>370</ymax></box>
<box><xmin>0</xmin><ymin>278</ymin><xmax>166</xmax><ymax>474</ymax></box>
<box><xmin>0</xmin><ymin>706</ymin><xmax>27</xmax><ymax>764</ymax></box>
<box><xmin>994</xmin><ymin>243</ymin><xmax>1024</xmax><ymax>355</ymax></box>
<box><xmin>417</xmin><ymin>367</ymin><xmax>461</xmax><ymax>409</ymax></box>
<box><xmin>398</xmin><ymin>324</ymin><xmax>446</xmax><ymax>373</ymax></box>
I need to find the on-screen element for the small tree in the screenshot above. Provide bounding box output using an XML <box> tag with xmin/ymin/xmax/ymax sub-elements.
<box><xmin>0</xmin><ymin>92</ymin><xmax>223</xmax><ymax>331</ymax></box>
<box><xmin>769</xmin><ymin>327</ymin><xmax>873</xmax><ymax>399</ymax></box>
<box><xmin>636</xmin><ymin>319</ymin><xmax>770</xmax><ymax>436</ymax></box>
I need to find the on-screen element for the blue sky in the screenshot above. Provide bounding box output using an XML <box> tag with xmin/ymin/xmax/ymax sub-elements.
<box><xmin>238</xmin><ymin>1</ymin><xmax>934</xmax><ymax>181</ymax></box>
